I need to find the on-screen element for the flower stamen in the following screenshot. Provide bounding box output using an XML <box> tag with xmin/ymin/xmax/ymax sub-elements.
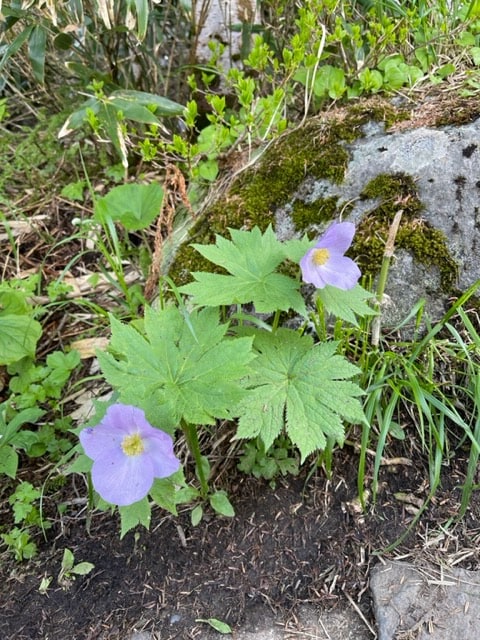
<box><xmin>121</xmin><ymin>432</ymin><xmax>145</xmax><ymax>456</ymax></box>
<box><xmin>311</xmin><ymin>248</ymin><xmax>330</xmax><ymax>266</ymax></box>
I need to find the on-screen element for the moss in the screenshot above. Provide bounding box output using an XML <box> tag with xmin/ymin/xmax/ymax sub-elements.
<box><xmin>291</xmin><ymin>197</ymin><xmax>339</xmax><ymax>229</ymax></box>
<box><xmin>354</xmin><ymin>173</ymin><xmax>457</xmax><ymax>291</ymax></box>
<box><xmin>360</xmin><ymin>173</ymin><xmax>424</xmax><ymax>220</ymax></box>
<box><xmin>348</xmin><ymin>101</ymin><xmax>409</xmax><ymax>130</ymax></box>
<box><xmin>397</xmin><ymin>224</ymin><xmax>458</xmax><ymax>291</ymax></box>
<box><xmin>434</xmin><ymin>100</ymin><xmax>480</xmax><ymax>127</ymax></box>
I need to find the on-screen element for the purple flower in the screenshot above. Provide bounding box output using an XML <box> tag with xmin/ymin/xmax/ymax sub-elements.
<box><xmin>300</xmin><ymin>221</ymin><xmax>361</xmax><ymax>290</ymax></box>
<box><xmin>79</xmin><ymin>404</ymin><xmax>180</xmax><ymax>506</ymax></box>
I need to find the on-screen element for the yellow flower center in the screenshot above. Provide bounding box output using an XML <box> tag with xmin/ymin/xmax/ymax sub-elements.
<box><xmin>311</xmin><ymin>248</ymin><xmax>330</xmax><ymax>266</ymax></box>
<box><xmin>121</xmin><ymin>432</ymin><xmax>145</xmax><ymax>457</ymax></box>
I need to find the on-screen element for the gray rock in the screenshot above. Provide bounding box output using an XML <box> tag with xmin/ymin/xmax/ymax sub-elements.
<box><xmin>371</xmin><ymin>559</ymin><xmax>480</xmax><ymax>639</ymax></box>
<box><xmin>272</xmin><ymin>115</ymin><xmax>480</xmax><ymax>328</ymax></box>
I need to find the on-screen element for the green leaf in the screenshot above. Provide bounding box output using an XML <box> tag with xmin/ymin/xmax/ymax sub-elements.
<box><xmin>0</xmin><ymin>289</ymin><xmax>29</xmax><ymax>315</ymax></box>
<box><xmin>470</xmin><ymin>46</ymin><xmax>480</xmax><ymax>65</ymax></box>
<box><xmin>179</xmin><ymin>226</ymin><xmax>306</xmax><ymax>315</ymax></box>
<box><xmin>97</xmin><ymin>306</ymin><xmax>255</xmax><ymax>426</ymax></box>
<box><xmin>456</xmin><ymin>30</ymin><xmax>476</xmax><ymax>47</ymax></box>
<box><xmin>316</xmin><ymin>284</ymin><xmax>376</xmax><ymax>326</ymax></box>
<box><xmin>110</xmin><ymin>89</ymin><xmax>184</xmax><ymax>116</ymax></box>
<box><xmin>108</xmin><ymin>97</ymin><xmax>161</xmax><ymax>125</ymax></box>
<box><xmin>94</xmin><ymin>183</ymin><xmax>164</xmax><ymax>231</ymax></box>
<box><xmin>28</xmin><ymin>25</ymin><xmax>47</xmax><ymax>83</ymax></box>
<box><xmin>312</xmin><ymin>65</ymin><xmax>346</xmax><ymax>99</ymax></box>
<box><xmin>61</xmin><ymin>180</ymin><xmax>86</xmax><ymax>201</ymax></box>
<box><xmin>196</xmin><ymin>618</ymin><xmax>232</xmax><ymax>634</ymax></box>
<box><xmin>0</xmin><ymin>315</ymin><xmax>42</xmax><ymax>364</ymax></box>
<box><xmin>358</xmin><ymin>68</ymin><xmax>383</xmax><ymax>92</ymax></box>
<box><xmin>326</xmin><ymin>66</ymin><xmax>346</xmax><ymax>99</ymax></box>
<box><xmin>191</xmin><ymin>504</ymin><xmax>203</xmax><ymax>526</ymax></box>
<box><xmin>0</xmin><ymin>445</ymin><xmax>18</xmax><ymax>478</ymax></box>
<box><xmin>61</xmin><ymin>548</ymin><xmax>74</xmax><ymax>571</ymax></box>
<box><xmin>58</xmin><ymin>97</ymin><xmax>100</xmax><ymax>137</ymax></box>
<box><xmin>209</xmin><ymin>491</ymin><xmax>235</xmax><ymax>517</ymax></box>
<box><xmin>71</xmin><ymin>562</ymin><xmax>95</xmax><ymax>576</ymax></box>
<box><xmin>119</xmin><ymin>498</ymin><xmax>151</xmax><ymax>538</ymax></box>
<box><xmin>236</xmin><ymin>330</ymin><xmax>365</xmax><ymax>462</ymax></box>
<box><xmin>149</xmin><ymin>469</ymin><xmax>187</xmax><ymax>515</ymax></box>
<box><xmin>66</xmin><ymin>451</ymin><xmax>92</xmax><ymax>474</ymax></box>
<box><xmin>132</xmin><ymin>0</ymin><xmax>149</xmax><ymax>41</ymax></box>
<box><xmin>99</xmin><ymin>102</ymin><xmax>129</xmax><ymax>168</ymax></box>
<box><xmin>198</xmin><ymin>158</ymin><xmax>219</xmax><ymax>181</ymax></box>
<box><xmin>0</xmin><ymin>25</ymin><xmax>33</xmax><ymax>75</ymax></box>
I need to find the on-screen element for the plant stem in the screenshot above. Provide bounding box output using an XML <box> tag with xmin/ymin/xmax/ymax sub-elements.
<box><xmin>371</xmin><ymin>210</ymin><xmax>403</xmax><ymax>347</ymax></box>
<box><xmin>182</xmin><ymin>419</ymin><xmax>209</xmax><ymax>497</ymax></box>
<box><xmin>271</xmin><ymin>309</ymin><xmax>281</xmax><ymax>332</ymax></box>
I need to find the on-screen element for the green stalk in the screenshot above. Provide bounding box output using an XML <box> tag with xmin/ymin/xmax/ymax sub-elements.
<box><xmin>182</xmin><ymin>419</ymin><xmax>209</xmax><ymax>497</ymax></box>
<box><xmin>371</xmin><ymin>210</ymin><xmax>403</xmax><ymax>347</ymax></box>
<box><xmin>271</xmin><ymin>309</ymin><xmax>281</xmax><ymax>332</ymax></box>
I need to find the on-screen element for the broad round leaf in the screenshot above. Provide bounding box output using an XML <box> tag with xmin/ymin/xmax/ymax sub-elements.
<box><xmin>94</xmin><ymin>183</ymin><xmax>164</xmax><ymax>231</ymax></box>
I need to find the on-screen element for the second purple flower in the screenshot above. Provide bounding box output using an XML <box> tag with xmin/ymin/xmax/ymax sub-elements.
<box><xmin>300</xmin><ymin>221</ymin><xmax>361</xmax><ymax>290</ymax></box>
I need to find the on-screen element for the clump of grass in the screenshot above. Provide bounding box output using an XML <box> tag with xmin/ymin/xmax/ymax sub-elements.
<box><xmin>353</xmin><ymin>281</ymin><xmax>480</xmax><ymax>523</ymax></box>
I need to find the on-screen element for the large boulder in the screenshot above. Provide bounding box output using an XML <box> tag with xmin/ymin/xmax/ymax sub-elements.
<box><xmin>171</xmin><ymin>96</ymin><xmax>480</xmax><ymax>331</ymax></box>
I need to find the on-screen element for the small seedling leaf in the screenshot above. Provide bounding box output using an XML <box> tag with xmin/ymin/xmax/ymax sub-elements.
<box><xmin>196</xmin><ymin>618</ymin><xmax>232</xmax><ymax>634</ymax></box>
<box><xmin>209</xmin><ymin>491</ymin><xmax>235</xmax><ymax>517</ymax></box>
<box><xmin>71</xmin><ymin>562</ymin><xmax>95</xmax><ymax>576</ymax></box>
<box><xmin>191</xmin><ymin>504</ymin><xmax>203</xmax><ymax>526</ymax></box>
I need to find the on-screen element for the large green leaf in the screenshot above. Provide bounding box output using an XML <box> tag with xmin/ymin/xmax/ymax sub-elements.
<box><xmin>94</xmin><ymin>182</ymin><xmax>164</xmax><ymax>230</ymax></box>
<box><xmin>97</xmin><ymin>306</ymin><xmax>255</xmax><ymax>428</ymax></box>
<box><xmin>131</xmin><ymin>0</ymin><xmax>149</xmax><ymax>40</ymax></box>
<box><xmin>107</xmin><ymin>97</ymin><xmax>161</xmax><ymax>125</ymax></box>
<box><xmin>236</xmin><ymin>330</ymin><xmax>365</xmax><ymax>462</ymax></box>
<box><xmin>0</xmin><ymin>315</ymin><xmax>42</xmax><ymax>365</ymax></box>
<box><xmin>179</xmin><ymin>226</ymin><xmax>307</xmax><ymax>315</ymax></box>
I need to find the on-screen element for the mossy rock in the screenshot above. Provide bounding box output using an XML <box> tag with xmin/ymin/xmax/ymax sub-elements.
<box><xmin>170</xmin><ymin>94</ymin><xmax>480</xmax><ymax>329</ymax></box>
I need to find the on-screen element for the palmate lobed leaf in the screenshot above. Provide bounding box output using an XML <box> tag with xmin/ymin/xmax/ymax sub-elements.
<box><xmin>179</xmin><ymin>225</ymin><xmax>307</xmax><ymax>315</ymax></box>
<box><xmin>316</xmin><ymin>284</ymin><xmax>376</xmax><ymax>326</ymax></box>
<box><xmin>181</xmin><ymin>271</ymin><xmax>305</xmax><ymax>314</ymax></box>
<box><xmin>235</xmin><ymin>330</ymin><xmax>365</xmax><ymax>462</ymax></box>
<box><xmin>97</xmin><ymin>305</ymin><xmax>255</xmax><ymax>430</ymax></box>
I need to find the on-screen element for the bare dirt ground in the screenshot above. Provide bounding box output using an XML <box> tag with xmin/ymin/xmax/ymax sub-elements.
<box><xmin>2</xmin><ymin>436</ymin><xmax>479</xmax><ymax>640</ymax></box>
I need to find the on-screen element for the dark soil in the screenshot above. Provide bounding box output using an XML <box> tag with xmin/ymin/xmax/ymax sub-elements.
<box><xmin>2</xmin><ymin>440</ymin><xmax>478</xmax><ymax>640</ymax></box>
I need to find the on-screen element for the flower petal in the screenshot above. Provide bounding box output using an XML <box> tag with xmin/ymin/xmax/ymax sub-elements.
<box><xmin>91</xmin><ymin>450</ymin><xmax>155</xmax><ymax>506</ymax></box>
<box><xmin>316</xmin><ymin>221</ymin><xmax>355</xmax><ymax>254</ymax></box>
<box><xmin>300</xmin><ymin>249</ymin><xmax>328</xmax><ymax>288</ymax></box>
<box><xmin>144</xmin><ymin>431</ymin><xmax>181</xmax><ymax>479</ymax></box>
<box><xmin>317</xmin><ymin>254</ymin><xmax>361</xmax><ymax>290</ymax></box>
<box><xmin>79</xmin><ymin>424</ymin><xmax>124</xmax><ymax>461</ymax></box>
<box><xmin>80</xmin><ymin>404</ymin><xmax>161</xmax><ymax>460</ymax></box>
<box><xmin>104</xmin><ymin>403</ymin><xmax>152</xmax><ymax>436</ymax></box>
